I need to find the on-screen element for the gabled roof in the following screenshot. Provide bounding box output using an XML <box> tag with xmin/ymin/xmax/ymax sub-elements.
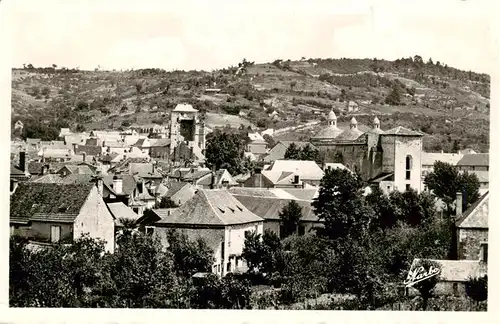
<box><xmin>58</xmin><ymin>165</ymin><xmax>94</xmax><ymax>175</ymax></box>
<box><xmin>269</xmin><ymin>160</ymin><xmax>324</xmax><ymax>181</ymax></box>
<box><xmin>382</xmin><ymin>126</ymin><xmax>423</xmax><ymax>136</ymax></box>
<box><xmin>457</xmin><ymin>153</ymin><xmax>489</xmax><ymax>167</ymax></box>
<box><xmin>280</xmin><ymin>188</ymin><xmax>319</xmax><ymax>201</ymax></box>
<box><xmin>421</xmin><ymin>152</ymin><xmax>464</xmax><ymax>166</ymax></box>
<box><xmin>173</xmin><ymin>104</ymin><xmax>198</xmax><ymax>113</ymax></box>
<box><xmin>155</xmin><ymin>189</ymin><xmax>263</xmax><ymax>226</ymax></box>
<box><xmin>10</xmin><ymin>182</ymin><xmax>94</xmax><ymax>224</ymax></box>
<box><xmin>164</xmin><ymin>182</ymin><xmax>191</xmax><ymax>198</ymax></box>
<box><xmin>409</xmin><ymin>259</ymin><xmax>487</xmax><ymax>282</ymax></box>
<box><xmin>31</xmin><ymin>174</ymin><xmax>64</xmax><ymax>183</ymax></box>
<box><xmin>107</xmin><ymin>202</ymin><xmax>140</xmax><ymax>225</ymax></box>
<box><xmin>183</xmin><ymin>170</ymin><xmax>212</xmax><ymax>181</ymax></box>
<box><xmin>456</xmin><ymin>191</ymin><xmax>489</xmax><ymax>229</ymax></box>
<box><xmin>130</xmin><ymin>163</ymin><xmax>162</xmax><ymax>178</ymax></box>
<box><xmin>232</xmin><ymin>195</ymin><xmax>318</xmax><ymax>221</ymax></box>
<box><xmin>103</xmin><ymin>175</ymin><xmax>137</xmax><ymax>196</ymax></box>
<box><xmin>261</xmin><ymin>170</ymin><xmax>298</xmax><ymax>186</ymax></box>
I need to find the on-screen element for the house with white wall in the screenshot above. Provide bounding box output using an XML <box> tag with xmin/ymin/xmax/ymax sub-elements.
<box><xmin>150</xmin><ymin>189</ymin><xmax>264</xmax><ymax>277</ymax></box>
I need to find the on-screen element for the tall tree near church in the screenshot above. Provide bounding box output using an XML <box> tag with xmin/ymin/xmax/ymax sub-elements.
<box><xmin>284</xmin><ymin>143</ymin><xmax>300</xmax><ymax>160</ymax></box>
<box><xmin>205</xmin><ymin>130</ymin><xmax>246</xmax><ymax>175</ymax></box>
<box><xmin>279</xmin><ymin>201</ymin><xmax>303</xmax><ymax>238</ymax></box>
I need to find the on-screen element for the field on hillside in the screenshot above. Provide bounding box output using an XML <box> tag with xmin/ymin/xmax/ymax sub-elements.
<box><xmin>11</xmin><ymin>57</ymin><xmax>490</xmax><ymax>151</ymax></box>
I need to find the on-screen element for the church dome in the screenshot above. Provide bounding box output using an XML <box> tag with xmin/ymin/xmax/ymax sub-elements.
<box><xmin>335</xmin><ymin>127</ymin><xmax>364</xmax><ymax>141</ymax></box>
<box><xmin>327</xmin><ymin>110</ymin><xmax>337</xmax><ymax>120</ymax></box>
<box><xmin>350</xmin><ymin>117</ymin><xmax>358</xmax><ymax>125</ymax></box>
<box><xmin>373</xmin><ymin>116</ymin><xmax>380</xmax><ymax>125</ymax></box>
<box><xmin>312</xmin><ymin>126</ymin><xmax>343</xmax><ymax>140</ymax></box>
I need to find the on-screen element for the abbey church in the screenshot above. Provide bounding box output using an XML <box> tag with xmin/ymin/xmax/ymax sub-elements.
<box><xmin>310</xmin><ymin>110</ymin><xmax>424</xmax><ymax>193</ymax></box>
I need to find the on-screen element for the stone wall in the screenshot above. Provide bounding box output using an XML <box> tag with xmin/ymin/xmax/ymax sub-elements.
<box><xmin>457</xmin><ymin>228</ymin><xmax>488</xmax><ymax>260</ymax></box>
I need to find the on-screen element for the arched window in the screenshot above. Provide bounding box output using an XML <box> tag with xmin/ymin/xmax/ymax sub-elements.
<box><xmin>405</xmin><ymin>155</ymin><xmax>413</xmax><ymax>180</ymax></box>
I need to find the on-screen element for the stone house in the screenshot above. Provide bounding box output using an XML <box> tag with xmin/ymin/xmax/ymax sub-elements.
<box><xmin>10</xmin><ymin>182</ymin><xmax>115</xmax><ymax>252</ymax></box>
<box><xmin>455</xmin><ymin>191</ymin><xmax>488</xmax><ymax>261</ymax></box>
<box><xmin>406</xmin><ymin>258</ymin><xmax>487</xmax><ymax>297</ymax></box>
<box><xmin>266</xmin><ymin>160</ymin><xmax>324</xmax><ymax>186</ymax></box>
<box><xmin>150</xmin><ymin>189</ymin><xmax>264</xmax><ymax>277</ymax></box>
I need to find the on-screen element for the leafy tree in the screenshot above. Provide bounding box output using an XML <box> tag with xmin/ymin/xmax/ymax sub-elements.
<box><xmin>279</xmin><ymin>201</ymin><xmax>303</xmax><ymax>238</ymax></box>
<box><xmin>241</xmin><ymin>231</ymin><xmax>264</xmax><ymax>273</ymax></box>
<box><xmin>424</xmin><ymin>161</ymin><xmax>480</xmax><ymax>213</ymax></box>
<box><xmin>205</xmin><ymin>130</ymin><xmax>246</xmax><ymax>175</ymax></box>
<box><xmin>298</xmin><ymin>144</ymin><xmax>319</xmax><ymax>162</ymax></box>
<box><xmin>465</xmin><ymin>275</ymin><xmax>488</xmax><ymax>305</ymax></box>
<box><xmin>385</xmin><ymin>86</ymin><xmax>402</xmax><ymax>105</ymax></box>
<box><xmin>312</xmin><ymin>168</ymin><xmax>374</xmax><ymax>241</ymax></box>
<box><xmin>389</xmin><ymin>189</ymin><xmax>435</xmax><ymax>227</ymax></box>
<box><xmin>284</xmin><ymin>142</ymin><xmax>300</xmax><ymax>160</ymax></box>
<box><xmin>365</xmin><ymin>186</ymin><xmax>397</xmax><ymax>230</ymax></box>
<box><xmin>109</xmin><ymin>230</ymin><xmax>186</xmax><ymax>308</ymax></box>
<box><xmin>260</xmin><ymin>230</ymin><xmax>283</xmax><ymax>277</ymax></box>
<box><xmin>166</xmin><ymin>229</ymin><xmax>214</xmax><ymax>278</ymax></box>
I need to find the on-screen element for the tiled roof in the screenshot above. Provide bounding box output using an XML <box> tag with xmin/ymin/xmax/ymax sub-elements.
<box><xmin>31</xmin><ymin>174</ymin><xmax>64</xmax><ymax>183</ymax></box>
<box><xmin>382</xmin><ymin>126</ymin><xmax>423</xmax><ymax>136</ymax></box>
<box><xmin>99</xmin><ymin>152</ymin><xmax>120</xmax><ymax>163</ymax></box>
<box><xmin>149</xmin><ymin>138</ymin><xmax>171</xmax><ymax>147</ymax></box>
<box><xmin>107</xmin><ymin>202</ymin><xmax>140</xmax><ymax>224</ymax></box>
<box><xmin>58</xmin><ymin>165</ymin><xmax>95</xmax><ymax>175</ymax></box>
<box><xmin>130</xmin><ymin>163</ymin><xmax>162</xmax><ymax>178</ymax></box>
<box><xmin>457</xmin><ymin>153</ymin><xmax>489</xmax><ymax>167</ymax></box>
<box><xmin>103</xmin><ymin>175</ymin><xmax>136</xmax><ymax>196</ymax></box>
<box><xmin>60</xmin><ymin>174</ymin><xmax>95</xmax><ymax>184</ymax></box>
<box><xmin>312</xmin><ymin>126</ymin><xmax>343</xmax><ymax>140</ymax></box>
<box><xmin>10</xmin><ymin>182</ymin><xmax>94</xmax><ymax>223</ymax></box>
<box><xmin>232</xmin><ymin>195</ymin><xmax>318</xmax><ymax>221</ymax></box>
<box><xmin>155</xmin><ymin>189</ymin><xmax>263</xmax><ymax>226</ymax></box>
<box><xmin>183</xmin><ymin>170</ymin><xmax>212</xmax><ymax>181</ymax></box>
<box><xmin>280</xmin><ymin>188</ymin><xmax>319</xmax><ymax>201</ymax></box>
<box><xmin>456</xmin><ymin>191</ymin><xmax>489</xmax><ymax>229</ymax></box>
<box><xmin>409</xmin><ymin>259</ymin><xmax>487</xmax><ymax>282</ymax></box>
<box><xmin>269</xmin><ymin>160</ymin><xmax>324</xmax><ymax>181</ymax></box>
<box><xmin>75</xmin><ymin>145</ymin><xmax>102</xmax><ymax>156</ymax></box>
<box><xmin>334</xmin><ymin>127</ymin><xmax>364</xmax><ymax>141</ymax></box>
<box><xmin>421</xmin><ymin>152</ymin><xmax>464</xmax><ymax>166</ymax></box>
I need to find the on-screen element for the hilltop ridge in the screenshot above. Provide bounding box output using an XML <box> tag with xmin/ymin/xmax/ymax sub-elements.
<box><xmin>11</xmin><ymin>56</ymin><xmax>490</xmax><ymax>152</ymax></box>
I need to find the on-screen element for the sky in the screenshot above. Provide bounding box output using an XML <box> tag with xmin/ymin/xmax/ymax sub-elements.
<box><xmin>2</xmin><ymin>0</ymin><xmax>498</xmax><ymax>73</ymax></box>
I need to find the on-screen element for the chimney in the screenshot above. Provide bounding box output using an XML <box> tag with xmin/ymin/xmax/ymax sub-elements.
<box><xmin>113</xmin><ymin>175</ymin><xmax>123</xmax><ymax>194</ymax></box>
<box><xmin>19</xmin><ymin>151</ymin><xmax>26</xmax><ymax>173</ymax></box>
<box><xmin>210</xmin><ymin>166</ymin><xmax>216</xmax><ymax>189</ymax></box>
<box><xmin>95</xmin><ymin>174</ymin><xmax>104</xmax><ymax>195</ymax></box>
<box><xmin>456</xmin><ymin>192</ymin><xmax>463</xmax><ymax>217</ymax></box>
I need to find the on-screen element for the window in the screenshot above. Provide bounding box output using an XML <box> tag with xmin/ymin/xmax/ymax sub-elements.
<box><xmin>298</xmin><ymin>226</ymin><xmax>305</xmax><ymax>236</ymax></box>
<box><xmin>235</xmin><ymin>257</ymin><xmax>239</xmax><ymax>267</ymax></box>
<box><xmin>480</xmin><ymin>243</ymin><xmax>488</xmax><ymax>263</ymax></box>
<box><xmin>405</xmin><ymin>155</ymin><xmax>413</xmax><ymax>180</ymax></box>
<box><xmin>133</xmin><ymin>208</ymin><xmax>139</xmax><ymax>214</ymax></box>
<box><xmin>51</xmin><ymin>226</ymin><xmax>61</xmax><ymax>243</ymax></box>
<box><xmin>217</xmin><ymin>264</ymin><xmax>221</xmax><ymax>272</ymax></box>
<box><xmin>227</xmin><ymin>262</ymin><xmax>231</xmax><ymax>272</ymax></box>
<box><xmin>406</xmin><ymin>184</ymin><xmax>411</xmax><ymax>191</ymax></box>
<box><xmin>387</xmin><ymin>186</ymin><xmax>391</xmax><ymax>192</ymax></box>
<box><xmin>146</xmin><ymin>227</ymin><xmax>154</xmax><ymax>235</ymax></box>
